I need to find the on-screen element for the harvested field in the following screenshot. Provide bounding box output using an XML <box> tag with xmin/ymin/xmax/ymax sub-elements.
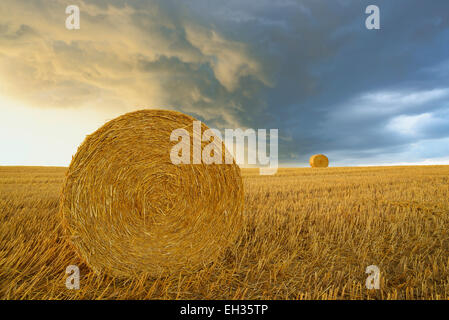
<box><xmin>1</xmin><ymin>165</ymin><xmax>448</xmax><ymax>299</ymax></box>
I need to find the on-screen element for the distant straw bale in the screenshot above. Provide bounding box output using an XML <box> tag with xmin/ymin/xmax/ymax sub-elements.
<box><xmin>309</xmin><ymin>154</ymin><xmax>329</xmax><ymax>168</ymax></box>
<box><xmin>60</xmin><ymin>109</ymin><xmax>244</xmax><ymax>277</ymax></box>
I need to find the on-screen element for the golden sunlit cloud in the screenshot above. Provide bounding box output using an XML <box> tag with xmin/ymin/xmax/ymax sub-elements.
<box><xmin>0</xmin><ymin>0</ymin><xmax>268</xmax><ymax>119</ymax></box>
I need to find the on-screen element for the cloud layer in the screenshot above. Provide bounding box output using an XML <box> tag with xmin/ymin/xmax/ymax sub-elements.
<box><xmin>1</xmin><ymin>0</ymin><xmax>448</xmax><ymax>166</ymax></box>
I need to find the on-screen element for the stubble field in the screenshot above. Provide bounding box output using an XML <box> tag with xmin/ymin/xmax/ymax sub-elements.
<box><xmin>0</xmin><ymin>165</ymin><xmax>448</xmax><ymax>299</ymax></box>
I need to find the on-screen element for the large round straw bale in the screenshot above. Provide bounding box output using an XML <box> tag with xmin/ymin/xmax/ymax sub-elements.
<box><xmin>309</xmin><ymin>154</ymin><xmax>329</xmax><ymax>168</ymax></box>
<box><xmin>60</xmin><ymin>109</ymin><xmax>244</xmax><ymax>277</ymax></box>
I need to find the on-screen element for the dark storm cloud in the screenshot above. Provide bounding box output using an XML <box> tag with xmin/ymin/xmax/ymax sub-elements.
<box><xmin>183</xmin><ymin>0</ymin><xmax>449</xmax><ymax>164</ymax></box>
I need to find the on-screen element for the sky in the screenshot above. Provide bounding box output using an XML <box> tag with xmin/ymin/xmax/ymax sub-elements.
<box><xmin>0</xmin><ymin>0</ymin><xmax>448</xmax><ymax>167</ymax></box>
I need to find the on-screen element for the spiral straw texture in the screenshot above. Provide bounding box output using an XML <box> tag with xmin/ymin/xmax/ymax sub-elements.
<box><xmin>60</xmin><ymin>109</ymin><xmax>244</xmax><ymax>277</ymax></box>
<box><xmin>309</xmin><ymin>154</ymin><xmax>329</xmax><ymax>168</ymax></box>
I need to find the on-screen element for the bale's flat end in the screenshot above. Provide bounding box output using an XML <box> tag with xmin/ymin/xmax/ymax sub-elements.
<box><xmin>60</xmin><ymin>109</ymin><xmax>244</xmax><ymax>278</ymax></box>
<box><xmin>310</xmin><ymin>154</ymin><xmax>329</xmax><ymax>168</ymax></box>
